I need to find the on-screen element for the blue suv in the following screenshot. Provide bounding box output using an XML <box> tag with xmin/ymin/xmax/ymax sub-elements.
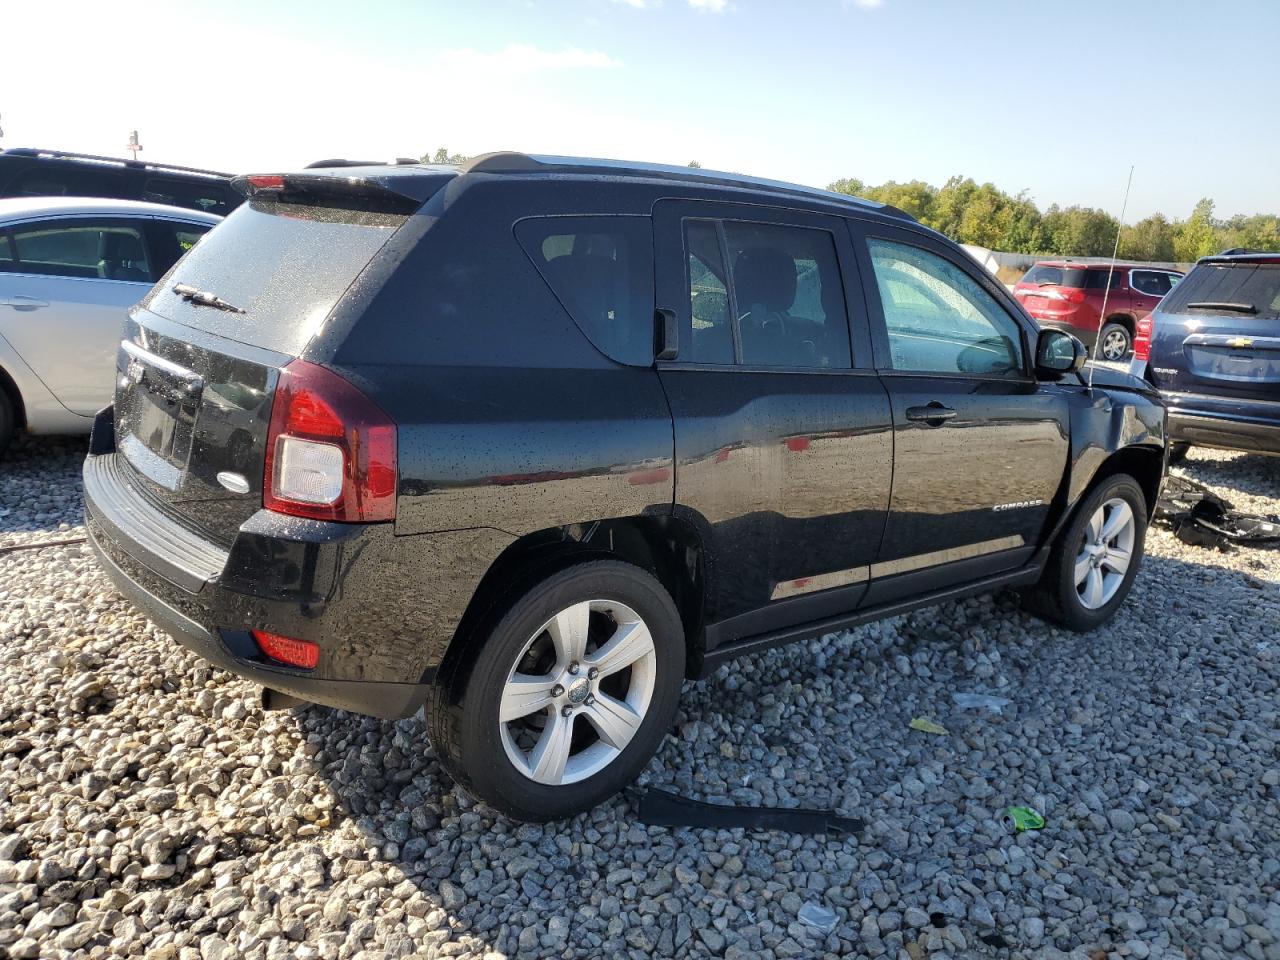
<box><xmin>1133</xmin><ymin>250</ymin><xmax>1280</xmax><ymax>461</ymax></box>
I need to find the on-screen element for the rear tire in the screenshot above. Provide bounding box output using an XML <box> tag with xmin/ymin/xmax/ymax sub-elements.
<box><xmin>427</xmin><ymin>560</ymin><xmax>685</xmax><ymax>822</ymax></box>
<box><xmin>1031</xmin><ymin>474</ymin><xmax>1147</xmax><ymax>632</ymax></box>
<box><xmin>0</xmin><ymin>392</ymin><xmax>14</xmax><ymax>458</ymax></box>
<box><xmin>1098</xmin><ymin>322</ymin><xmax>1131</xmax><ymax>362</ymax></box>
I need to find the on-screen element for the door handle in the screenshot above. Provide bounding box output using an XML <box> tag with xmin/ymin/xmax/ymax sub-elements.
<box><xmin>905</xmin><ymin>403</ymin><xmax>957</xmax><ymax>425</ymax></box>
<box><xmin>0</xmin><ymin>296</ymin><xmax>49</xmax><ymax>309</ymax></box>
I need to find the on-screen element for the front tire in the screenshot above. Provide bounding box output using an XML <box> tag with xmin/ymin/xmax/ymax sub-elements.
<box><xmin>1032</xmin><ymin>474</ymin><xmax>1147</xmax><ymax>632</ymax></box>
<box><xmin>428</xmin><ymin>560</ymin><xmax>685</xmax><ymax>822</ymax></box>
<box><xmin>1098</xmin><ymin>322</ymin><xmax>1132</xmax><ymax>361</ymax></box>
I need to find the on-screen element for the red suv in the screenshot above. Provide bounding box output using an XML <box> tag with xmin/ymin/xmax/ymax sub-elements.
<box><xmin>1014</xmin><ymin>261</ymin><xmax>1183</xmax><ymax>361</ymax></box>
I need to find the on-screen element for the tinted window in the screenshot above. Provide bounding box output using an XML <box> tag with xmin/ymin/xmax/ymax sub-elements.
<box><xmin>1162</xmin><ymin>261</ymin><xmax>1280</xmax><ymax>320</ymax></box>
<box><xmin>722</xmin><ymin>221</ymin><xmax>850</xmax><ymax>368</ymax></box>
<box><xmin>0</xmin><ymin>233</ymin><xmax>12</xmax><ymax>266</ymax></box>
<box><xmin>869</xmin><ymin>239</ymin><xmax>1023</xmax><ymax>376</ymax></box>
<box><xmin>685</xmin><ymin>220</ymin><xmax>734</xmax><ymax>364</ymax></box>
<box><xmin>7</xmin><ymin>165</ymin><xmax>122</xmax><ymax>199</ymax></box>
<box><xmin>1083</xmin><ymin>270</ymin><xmax>1123</xmax><ymax>290</ymax></box>
<box><xmin>1131</xmin><ymin>270</ymin><xmax>1177</xmax><ymax>296</ymax></box>
<box><xmin>1022</xmin><ymin>265</ymin><xmax>1087</xmax><ymax>288</ymax></box>
<box><xmin>143</xmin><ymin>177</ymin><xmax>232</xmax><ymax>216</ymax></box>
<box><xmin>146</xmin><ymin>200</ymin><xmax>406</xmax><ymax>354</ymax></box>
<box><xmin>4</xmin><ymin>219</ymin><xmax>151</xmax><ymax>281</ymax></box>
<box><xmin>150</xmin><ymin>221</ymin><xmax>214</xmax><ymax>276</ymax></box>
<box><xmin>515</xmin><ymin>216</ymin><xmax>655</xmax><ymax>366</ymax></box>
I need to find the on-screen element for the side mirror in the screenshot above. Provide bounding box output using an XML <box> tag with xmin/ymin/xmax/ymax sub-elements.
<box><xmin>1035</xmin><ymin>328</ymin><xmax>1087</xmax><ymax>377</ymax></box>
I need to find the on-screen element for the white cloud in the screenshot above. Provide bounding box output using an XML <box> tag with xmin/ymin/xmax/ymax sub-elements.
<box><xmin>439</xmin><ymin>44</ymin><xmax>620</xmax><ymax>75</ymax></box>
<box><xmin>688</xmin><ymin>0</ymin><xmax>727</xmax><ymax>12</ymax></box>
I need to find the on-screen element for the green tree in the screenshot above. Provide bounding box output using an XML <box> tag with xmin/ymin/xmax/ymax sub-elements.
<box><xmin>1121</xmin><ymin>214</ymin><xmax>1177</xmax><ymax>262</ymax></box>
<box><xmin>1174</xmin><ymin>198</ymin><xmax>1218</xmax><ymax>262</ymax></box>
<box><xmin>827</xmin><ymin>177</ymin><xmax>866</xmax><ymax>198</ymax></box>
<box><xmin>423</xmin><ymin>147</ymin><xmax>469</xmax><ymax>164</ymax></box>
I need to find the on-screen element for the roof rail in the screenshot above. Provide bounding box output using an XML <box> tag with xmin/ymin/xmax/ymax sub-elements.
<box><xmin>459</xmin><ymin>151</ymin><xmax>909</xmax><ymax>219</ymax></box>
<box><xmin>0</xmin><ymin>146</ymin><xmax>232</xmax><ymax>179</ymax></box>
<box><xmin>305</xmin><ymin>158</ymin><xmax>425</xmax><ymax>169</ymax></box>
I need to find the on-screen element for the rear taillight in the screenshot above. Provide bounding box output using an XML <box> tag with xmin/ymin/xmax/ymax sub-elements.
<box><xmin>252</xmin><ymin>630</ymin><xmax>319</xmax><ymax>669</ymax></box>
<box><xmin>263</xmin><ymin>359</ymin><xmax>396</xmax><ymax>522</ymax></box>
<box><xmin>1061</xmin><ymin>287</ymin><xmax>1087</xmax><ymax>304</ymax></box>
<box><xmin>1134</xmin><ymin>316</ymin><xmax>1153</xmax><ymax>361</ymax></box>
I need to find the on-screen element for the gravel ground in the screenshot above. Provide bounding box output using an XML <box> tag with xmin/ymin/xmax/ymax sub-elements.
<box><xmin>1</xmin><ymin>436</ymin><xmax>1277</xmax><ymax>960</ymax></box>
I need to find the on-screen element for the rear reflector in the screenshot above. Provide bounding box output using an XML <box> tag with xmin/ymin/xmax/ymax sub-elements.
<box><xmin>1134</xmin><ymin>316</ymin><xmax>1153</xmax><ymax>362</ymax></box>
<box><xmin>252</xmin><ymin>630</ymin><xmax>320</xmax><ymax>670</ymax></box>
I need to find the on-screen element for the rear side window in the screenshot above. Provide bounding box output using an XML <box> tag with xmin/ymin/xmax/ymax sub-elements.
<box><xmin>1131</xmin><ymin>270</ymin><xmax>1175</xmax><ymax>296</ymax></box>
<box><xmin>146</xmin><ymin>200</ymin><xmax>407</xmax><ymax>354</ymax></box>
<box><xmin>1162</xmin><ymin>262</ymin><xmax>1280</xmax><ymax>320</ymax></box>
<box><xmin>143</xmin><ymin>177</ymin><xmax>232</xmax><ymax>216</ymax></box>
<box><xmin>0</xmin><ymin>233</ymin><xmax>12</xmax><ymax>266</ymax></box>
<box><xmin>3</xmin><ymin>219</ymin><xmax>151</xmax><ymax>281</ymax></box>
<box><xmin>1083</xmin><ymin>270</ymin><xmax>1123</xmax><ymax>290</ymax></box>
<box><xmin>515</xmin><ymin>216</ymin><xmax>654</xmax><ymax>366</ymax></box>
<box><xmin>6</xmin><ymin>164</ymin><xmax>122</xmax><ymax>199</ymax></box>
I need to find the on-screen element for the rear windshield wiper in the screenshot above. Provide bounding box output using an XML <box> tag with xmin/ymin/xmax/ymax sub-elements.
<box><xmin>172</xmin><ymin>283</ymin><xmax>246</xmax><ymax>314</ymax></box>
<box><xmin>1185</xmin><ymin>301</ymin><xmax>1258</xmax><ymax>314</ymax></box>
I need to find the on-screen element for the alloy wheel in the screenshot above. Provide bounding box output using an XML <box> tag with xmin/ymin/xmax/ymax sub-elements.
<box><xmin>499</xmin><ymin>599</ymin><xmax>657</xmax><ymax>785</ymax></box>
<box><xmin>1101</xmin><ymin>329</ymin><xmax>1129</xmax><ymax>361</ymax></box>
<box><xmin>1074</xmin><ymin>497</ymin><xmax>1135</xmax><ymax>609</ymax></box>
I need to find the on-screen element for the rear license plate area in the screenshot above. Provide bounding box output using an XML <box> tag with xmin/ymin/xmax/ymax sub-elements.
<box><xmin>116</xmin><ymin>343</ymin><xmax>204</xmax><ymax>489</ymax></box>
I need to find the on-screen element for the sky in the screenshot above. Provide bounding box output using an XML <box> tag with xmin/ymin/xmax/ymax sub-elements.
<box><xmin>4</xmin><ymin>0</ymin><xmax>1278</xmax><ymax>221</ymax></box>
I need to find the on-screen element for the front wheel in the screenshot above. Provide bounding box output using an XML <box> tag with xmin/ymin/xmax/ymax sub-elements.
<box><xmin>1031</xmin><ymin>474</ymin><xmax>1148</xmax><ymax>632</ymax></box>
<box><xmin>1098</xmin><ymin>322</ymin><xmax>1132</xmax><ymax>362</ymax></box>
<box><xmin>427</xmin><ymin>560</ymin><xmax>685</xmax><ymax>822</ymax></box>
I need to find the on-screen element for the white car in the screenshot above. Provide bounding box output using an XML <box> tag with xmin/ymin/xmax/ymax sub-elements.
<box><xmin>0</xmin><ymin>197</ymin><xmax>221</xmax><ymax>452</ymax></box>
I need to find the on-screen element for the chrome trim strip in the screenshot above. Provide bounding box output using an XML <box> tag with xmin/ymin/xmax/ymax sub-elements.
<box><xmin>771</xmin><ymin>565</ymin><xmax>869</xmax><ymax>601</ymax></box>
<box><xmin>771</xmin><ymin>534</ymin><xmax>1026</xmax><ymax>600</ymax></box>
<box><xmin>870</xmin><ymin>535</ymin><xmax>1026</xmax><ymax>579</ymax></box>
<box><xmin>120</xmin><ymin>339</ymin><xmax>201</xmax><ymax>382</ymax></box>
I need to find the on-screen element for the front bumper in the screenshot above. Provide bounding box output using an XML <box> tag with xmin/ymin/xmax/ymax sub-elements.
<box><xmin>84</xmin><ymin>451</ymin><xmax>432</xmax><ymax>718</ymax></box>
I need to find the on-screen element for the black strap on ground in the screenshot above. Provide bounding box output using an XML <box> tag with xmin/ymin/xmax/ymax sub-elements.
<box><xmin>630</xmin><ymin>788</ymin><xmax>864</xmax><ymax>836</ymax></box>
<box><xmin>0</xmin><ymin>536</ymin><xmax>89</xmax><ymax>556</ymax></box>
<box><xmin>1153</xmin><ymin>475</ymin><xmax>1280</xmax><ymax>550</ymax></box>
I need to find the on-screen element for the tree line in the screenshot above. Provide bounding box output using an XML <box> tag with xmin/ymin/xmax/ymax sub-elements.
<box><xmin>421</xmin><ymin>150</ymin><xmax>1278</xmax><ymax>263</ymax></box>
<box><xmin>827</xmin><ymin>176</ymin><xmax>1280</xmax><ymax>262</ymax></box>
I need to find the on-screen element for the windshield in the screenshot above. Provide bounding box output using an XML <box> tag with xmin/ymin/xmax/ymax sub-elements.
<box><xmin>1162</xmin><ymin>262</ymin><xmax>1280</xmax><ymax>320</ymax></box>
<box><xmin>142</xmin><ymin>199</ymin><xmax>408</xmax><ymax>355</ymax></box>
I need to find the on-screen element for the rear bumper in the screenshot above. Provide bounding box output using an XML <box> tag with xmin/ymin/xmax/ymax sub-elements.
<box><xmin>1163</xmin><ymin>394</ymin><xmax>1280</xmax><ymax>456</ymax></box>
<box><xmin>84</xmin><ymin>450</ymin><xmax>432</xmax><ymax>719</ymax></box>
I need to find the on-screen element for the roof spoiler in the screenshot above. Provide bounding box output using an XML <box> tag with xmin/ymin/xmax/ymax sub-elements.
<box><xmin>232</xmin><ymin>168</ymin><xmax>454</xmax><ymax>211</ymax></box>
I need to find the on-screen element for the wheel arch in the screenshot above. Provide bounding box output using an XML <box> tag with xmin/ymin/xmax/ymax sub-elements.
<box><xmin>0</xmin><ymin>363</ymin><xmax>26</xmax><ymax>431</ymax></box>
<box><xmin>1103</xmin><ymin>313</ymin><xmax>1136</xmax><ymax>335</ymax></box>
<box><xmin>438</xmin><ymin>514</ymin><xmax>709</xmax><ymax>696</ymax></box>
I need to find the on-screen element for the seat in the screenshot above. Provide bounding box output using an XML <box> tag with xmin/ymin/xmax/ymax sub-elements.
<box><xmin>733</xmin><ymin>246</ymin><xmax>798</xmax><ymax>365</ymax></box>
<box><xmin>98</xmin><ymin>231</ymin><xmax>150</xmax><ymax>282</ymax></box>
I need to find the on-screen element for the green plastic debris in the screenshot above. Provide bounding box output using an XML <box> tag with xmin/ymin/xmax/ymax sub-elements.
<box><xmin>908</xmin><ymin>717</ymin><xmax>949</xmax><ymax>735</ymax></box>
<box><xmin>1002</xmin><ymin>806</ymin><xmax>1045</xmax><ymax>832</ymax></box>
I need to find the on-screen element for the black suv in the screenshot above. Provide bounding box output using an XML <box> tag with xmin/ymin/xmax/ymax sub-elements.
<box><xmin>84</xmin><ymin>153</ymin><xmax>1167</xmax><ymax>820</ymax></box>
<box><xmin>0</xmin><ymin>147</ymin><xmax>241</xmax><ymax>216</ymax></box>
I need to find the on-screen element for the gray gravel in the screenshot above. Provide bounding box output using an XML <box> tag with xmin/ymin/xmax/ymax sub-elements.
<box><xmin>1</xmin><ymin>435</ymin><xmax>1277</xmax><ymax>960</ymax></box>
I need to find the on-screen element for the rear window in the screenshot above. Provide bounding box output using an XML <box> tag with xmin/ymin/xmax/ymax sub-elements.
<box><xmin>145</xmin><ymin>199</ymin><xmax>406</xmax><ymax>354</ymax></box>
<box><xmin>1162</xmin><ymin>262</ymin><xmax>1280</xmax><ymax>320</ymax></box>
<box><xmin>142</xmin><ymin>176</ymin><xmax>232</xmax><ymax>216</ymax></box>
<box><xmin>514</xmin><ymin>215</ymin><xmax>654</xmax><ymax>366</ymax></box>
<box><xmin>1022</xmin><ymin>265</ymin><xmax>1087</xmax><ymax>288</ymax></box>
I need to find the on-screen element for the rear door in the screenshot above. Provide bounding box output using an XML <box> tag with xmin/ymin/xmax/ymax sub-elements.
<box><xmin>1129</xmin><ymin>269</ymin><xmax>1175</xmax><ymax>320</ymax></box>
<box><xmin>1150</xmin><ymin>258</ymin><xmax>1280</xmax><ymax>401</ymax></box>
<box><xmin>112</xmin><ymin>190</ymin><xmax>424</xmax><ymax>546</ymax></box>
<box><xmin>653</xmin><ymin>199</ymin><xmax>893</xmax><ymax>636</ymax></box>
<box><xmin>0</xmin><ymin>215</ymin><xmax>158</xmax><ymax>415</ymax></box>
<box><xmin>851</xmin><ymin>220</ymin><xmax>1069</xmax><ymax>605</ymax></box>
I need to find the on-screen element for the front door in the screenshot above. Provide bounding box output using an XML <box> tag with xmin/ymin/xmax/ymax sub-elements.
<box><xmin>653</xmin><ymin>199</ymin><xmax>894</xmax><ymax>642</ymax></box>
<box><xmin>850</xmin><ymin>221</ymin><xmax>1070</xmax><ymax>605</ymax></box>
<box><xmin>0</xmin><ymin>216</ymin><xmax>157</xmax><ymax>415</ymax></box>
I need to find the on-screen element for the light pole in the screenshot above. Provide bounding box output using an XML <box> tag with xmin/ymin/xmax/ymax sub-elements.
<box><xmin>126</xmin><ymin>130</ymin><xmax>142</xmax><ymax>160</ymax></box>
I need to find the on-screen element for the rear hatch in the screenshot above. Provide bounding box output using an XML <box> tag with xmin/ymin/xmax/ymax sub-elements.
<box><xmin>1147</xmin><ymin>256</ymin><xmax>1280</xmax><ymax>402</ymax></box>
<box><xmin>1015</xmin><ymin>264</ymin><xmax>1090</xmax><ymax>320</ymax></box>
<box><xmin>113</xmin><ymin>168</ymin><xmax>451</xmax><ymax>546</ymax></box>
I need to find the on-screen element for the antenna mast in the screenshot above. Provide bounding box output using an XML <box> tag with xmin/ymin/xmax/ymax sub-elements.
<box><xmin>1087</xmin><ymin>165</ymin><xmax>1135</xmax><ymax>391</ymax></box>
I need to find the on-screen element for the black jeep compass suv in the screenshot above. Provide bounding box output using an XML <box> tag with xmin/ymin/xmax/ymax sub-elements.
<box><xmin>84</xmin><ymin>153</ymin><xmax>1167</xmax><ymax>821</ymax></box>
